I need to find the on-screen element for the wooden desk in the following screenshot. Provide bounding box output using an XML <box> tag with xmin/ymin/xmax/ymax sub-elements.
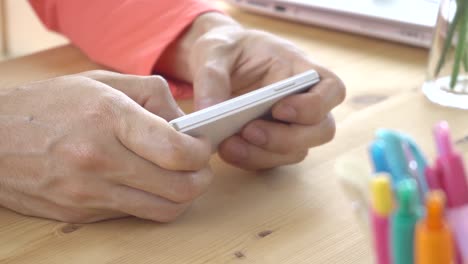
<box><xmin>3</xmin><ymin>2</ymin><xmax>463</xmax><ymax>264</ymax></box>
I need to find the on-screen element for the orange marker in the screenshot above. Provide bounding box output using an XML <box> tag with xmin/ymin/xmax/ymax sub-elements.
<box><xmin>415</xmin><ymin>191</ymin><xmax>454</xmax><ymax>264</ymax></box>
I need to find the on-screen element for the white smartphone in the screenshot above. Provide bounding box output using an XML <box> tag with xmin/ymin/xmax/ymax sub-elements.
<box><xmin>169</xmin><ymin>70</ymin><xmax>320</xmax><ymax>149</ymax></box>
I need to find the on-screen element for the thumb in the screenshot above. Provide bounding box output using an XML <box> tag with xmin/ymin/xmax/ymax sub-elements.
<box><xmin>193</xmin><ymin>60</ymin><xmax>232</xmax><ymax>110</ymax></box>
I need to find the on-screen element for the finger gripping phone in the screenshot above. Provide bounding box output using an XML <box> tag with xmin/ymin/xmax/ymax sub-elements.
<box><xmin>169</xmin><ymin>70</ymin><xmax>320</xmax><ymax>149</ymax></box>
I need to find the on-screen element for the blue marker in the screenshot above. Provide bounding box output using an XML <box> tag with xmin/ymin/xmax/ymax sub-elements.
<box><xmin>369</xmin><ymin>140</ymin><xmax>389</xmax><ymax>173</ymax></box>
<box><xmin>376</xmin><ymin>129</ymin><xmax>409</xmax><ymax>185</ymax></box>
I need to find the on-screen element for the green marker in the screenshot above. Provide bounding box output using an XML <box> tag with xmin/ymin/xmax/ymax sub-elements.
<box><xmin>391</xmin><ymin>178</ymin><xmax>421</xmax><ymax>264</ymax></box>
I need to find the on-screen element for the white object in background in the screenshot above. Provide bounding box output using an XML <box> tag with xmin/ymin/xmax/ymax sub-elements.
<box><xmin>226</xmin><ymin>0</ymin><xmax>440</xmax><ymax>48</ymax></box>
<box><xmin>334</xmin><ymin>156</ymin><xmax>372</xmax><ymax>235</ymax></box>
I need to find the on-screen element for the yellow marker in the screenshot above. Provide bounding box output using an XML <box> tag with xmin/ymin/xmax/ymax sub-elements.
<box><xmin>415</xmin><ymin>190</ymin><xmax>454</xmax><ymax>264</ymax></box>
<box><xmin>370</xmin><ymin>174</ymin><xmax>393</xmax><ymax>264</ymax></box>
<box><xmin>371</xmin><ymin>173</ymin><xmax>393</xmax><ymax>216</ymax></box>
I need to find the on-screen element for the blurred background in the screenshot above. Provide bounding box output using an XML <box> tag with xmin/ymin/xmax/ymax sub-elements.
<box><xmin>0</xmin><ymin>0</ymin><xmax>439</xmax><ymax>61</ymax></box>
<box><xmin>0</xmin><ymin>0</ymin><xmax>68</xmax><ymax>60</ymax></box>
<box><xmin>0</xmin><ymin>1</ymin><xmax>235</xmax><ymax>60</ymax></box>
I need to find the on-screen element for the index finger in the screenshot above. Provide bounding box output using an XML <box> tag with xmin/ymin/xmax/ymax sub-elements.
<box><xmin>116</xmin><ymin>101</ymin><xmax>212</xmax><ymax>171</ymax></box>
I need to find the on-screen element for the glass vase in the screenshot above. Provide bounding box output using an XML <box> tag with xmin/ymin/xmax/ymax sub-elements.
<box><xmin>422</xmin><ymin>0</ymin><xmax>468</xmax><ymax>109</ymax></box>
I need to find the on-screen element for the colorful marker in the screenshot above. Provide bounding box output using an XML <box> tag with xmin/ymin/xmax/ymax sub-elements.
<box><xmin>415</xmin><ymin>191</ymin><xmax>454</xmax><ymax>264</ymax></box>
<box><xmin>425</xmin><ymin>121</ymin><xmax>468</xmax><ymax>263</ymax></box>
<box><xmin>370</xmin><ymin>174</ymin><xmax>393</xmax><ymax>264</ymax></box>
<box><xmin>433</xmin><ymin>121</ymin><xmax>468</xmax><ymax>208</ymax></box>
<box><xmin>391</xmin><ymin>178</ymin><xmax>421</xmax><ymax>264</ymax></box>
<box><xmin>401</xmin><ymin>134</ymin><xmax>429</xmax><ymax>195</ymax></box>
<box><xmin>401</xmin><ymin>140</ymin><xmax>428</xmax><ymax>203</ymax></box>
<box><xmin>369</xmin><ymin>140</ymin><xmax>390</xmax><ymax>173</ymax></box>
<box><xmin>446</xmin><ymin>205</ymin><xmax>468</xmax><ymax>262</ymax></box>
<box><xmin>376</xmin><ymin>129</ymin><xmax>409</xmax><ymax>185</ymax></box>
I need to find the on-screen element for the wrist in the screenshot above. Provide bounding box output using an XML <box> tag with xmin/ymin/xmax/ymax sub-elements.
<box><xmin>155</xmin><ymin>12</ymin><xmax>241</xmax><ymax>82</ymax></box>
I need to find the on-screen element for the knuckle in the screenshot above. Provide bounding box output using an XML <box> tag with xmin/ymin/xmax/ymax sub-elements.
<box><xmin>58</xmin><ymin>209</ymin><xmax>96</xmax><ymax>224</ymax></box>
<box><xmin>62</xmin><ymin>182</ymin><xmax>94</xmax><ymax>205</ymax></box>
<box><xmin>275</xmin><ymin>142</ymin><xmax>295</xmax><ymax>155</ymax></box>
<box><xmin>314</xmin><ymin>92</ymin><xmax>326</xmax><ymax>119</ymax></box>
<box><xmin>163</xmin><ymin>134</ymin><xmax>206</xmax><ymax>170</ymax></box>
<box><xmin>55</xmin><ymin>141</ymin><xmax>111</xmax><ymax>172</ymax></box>
<box><xmin>165</xmin><ymin>136</ymin><xmax>187</xmax><ymax>165</ymax></box>
<box><xmin>277</xmin><ymin>142</ymin><xmax>295</xmax><ymax>155</ymax></box>
<box><xmin>327</xmin><ymin>76</ymin><xmax>346</xmax><ymax>104</ymax></box>
<box><xmin>145</xmin><ymin>76</ymin><xmax>173</xmax><ymax>107</ymax></box>
<box><xmin>338</xmin><ymin>86</ymin><xmax>346</xmax><ymax>104</ymax></box>
<box><xmin>56</xmin><ymin>75</ymin><xmax>88</xmax><ymax>84</ymax></box>
<box><xmin>273</xmin><ymin>133</ymin><xmax>301</xmax><ymax>155</ymax></box>
<box><xmin>202</xmin><ymin>62</ymin><xmax>226</xmax><ymax>79</ymax></box>
<box><xmin>152</xmin><ymin>75</ymin><xmax>170</xmax><ymax>88</ymax></box>
<box><xmin>149</xmin><ymin>203</ymin><xmax>188</xmax><ymax>223</ymax></box>
<box><xmin>172</xmin><ymin>180</ymin><xmax>198</xmax><ymax>203</ymax></box>
<box><xmin>320</xmin><ymin>116</ymin><xmax>336</xmax><ymax>144</ymax></box>
<box><xmin>84</xmin><ymin>94</ymin><xmax>119</xmax><ymax>126</ymax></box>
<box><xmin>292</xmin><ymin>149</ymin><xmax>309</xmax><ymax>163</ymax></box>
<box><xmin>304</xmin><ymin>95</ymin><xmax>324</xmax><ymax>124</ymax></box>
<box><xmin>145</xmin><ymin>75</ymin><xmax>170</xmax><ymax>94</ymax></box>
<box><xmin>80</xmin><ymin>70</ymin><xmax>109</xmax><ymax>78</ymax></box>
<box><xmin>172</xmin><ymin>169</ymin><xmax>213</xmax><ymax>203</ymax></box>
<box><xmin>334</xmin><ymin>77</ymin><xmax>347</xmax><ymax>103</ymax></box>
<box><xmin>195</xmin><ymin>32</ymin><xmax>236</xmax><ymax>51</ymax></box>
<box><xmin>94</xmin><ymin>94</ymin><xmax>118</xmax><ymax>115</ymax></box>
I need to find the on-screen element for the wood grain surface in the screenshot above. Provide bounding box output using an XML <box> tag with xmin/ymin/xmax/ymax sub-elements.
<box><xmin>0</xmin><ymin>2</ymin><xmax>454</xmax><ymax>264</ymax></box>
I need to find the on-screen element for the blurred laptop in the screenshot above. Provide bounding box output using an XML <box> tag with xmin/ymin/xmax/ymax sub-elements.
<box><xmin>225</xmin><ymin>0</ymin><xmax>440</xmax><ymax>48</ymax></box>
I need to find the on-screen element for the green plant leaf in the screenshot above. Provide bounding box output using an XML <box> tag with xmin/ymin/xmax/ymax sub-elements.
<box><xmin>462</xmin><ymin>48</ymin><xmax>468</xmax><ymax>72</ymax></box>
<box><xmin>450</xmin><ymin>4</ymin><xmax>467</xmax><ymax>88</ymax></box>
<box><xmin>463</xmin><ymin>49</ymin><xmax>468</xmax><ymax>71</ymax></box>
<box><xmin>435</xmin><ymin>4</ymin><xmax>462</xmax><ymax>76</ymax></box>
<box><xmin>464</xmin><ymin>1</ymin><xmax>468</xmax><ymax>72</ymax></box>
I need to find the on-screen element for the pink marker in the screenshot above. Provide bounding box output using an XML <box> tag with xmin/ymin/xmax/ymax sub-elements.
<box><xmin>447</xmin><ymin>206</ymin><xmax>468</xmax><ymax>262</ymax></box>
<box><xmin>425</xmin><ymin>121</ymin><xmax>468</xmax><ymax>263</ymax></box>
<box><xmin>370</xmin><ymin>174</ymin><xmax>393</xmax><ymax>264</ymax></box>
<box><xmin>433</xmin><ymin>121</ymin><xmax>468</xmax><ymax>208</ymax></box>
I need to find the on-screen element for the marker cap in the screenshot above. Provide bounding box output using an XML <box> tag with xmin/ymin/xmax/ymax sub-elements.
<box><xmin>376</xmin><ymin>130</ymin><xmax>408</xmax><ymax>184</ymax></box>
<box><xmin>415</xmin><ymin>190</ymin><xmax>454</xmax><ymax>264</ymax></box>
<box><xmin>369</xmin><ymin>140</ymin><xmax>389</xmax><ymax>173</ymax></box>
<box><xmin>391</xmin><ymin>178</ymin><xmax>420</xmax><ymax>264</ymax></box>
<box><xmin>426</xmin><ymin>190</ymin><xmax>445</xmax><ymax>229</ymax></box>
<box><xmin>395</xmin><ymin>178</ymin><xmax>419</xmax><ymax>216</ymax></box>
<box><xmin>371</xmin><ymin>174</ymin><xmax>393</xmax><ymax>216</ymax></box>
<box><xmin>433</xmin><ymin>121</ymin><xmax>468</xmax><ymax>208</ymax></box>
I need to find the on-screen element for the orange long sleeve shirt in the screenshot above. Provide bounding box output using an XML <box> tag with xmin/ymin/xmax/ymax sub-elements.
<box><xmin>29</xmin><ymin>0</ymin><xmax>218</xmax><ymax>99</ymax></box>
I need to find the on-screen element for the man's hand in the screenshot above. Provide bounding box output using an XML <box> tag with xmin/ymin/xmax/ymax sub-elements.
<box><xmin>0</xmin><ymin>71</ymin><xmax>213</xmax><ymax>223</ymax></box>
<box><xmin>159</xmin><ymin>13</ymin><xmax>346</xmax><ymax>170</ymax></box>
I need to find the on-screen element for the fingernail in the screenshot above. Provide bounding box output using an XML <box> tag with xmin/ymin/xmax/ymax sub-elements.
<box><xmin>243</xmin><ymin>125</ymin><xmax>267</xmax><ymax>146</ymax></box>
<box><xmin>277</xmin><ymin>104</ymin><xmax>297</xmax><ymax>121</ymax></box>
<box><xmin>225</xmin><ymin>139</ymin><xmax>248</xmax><ymax>161</ymax></box>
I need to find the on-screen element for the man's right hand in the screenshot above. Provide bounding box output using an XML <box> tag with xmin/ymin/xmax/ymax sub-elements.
<box><xmin>0</xmin><ymin>71</ymin><xmax>213</xmax><ymax>223</ymax></box>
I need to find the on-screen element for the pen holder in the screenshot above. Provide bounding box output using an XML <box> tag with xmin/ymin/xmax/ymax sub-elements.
<box><xmin>335</xmin><ymin>122</ymin><xmax>468</xmax><ymax>263</ymax></box>
<box><xmin>336</xmin><ymin>158</ymin><xmax>468</xmax><ymax>263</ymax></box>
